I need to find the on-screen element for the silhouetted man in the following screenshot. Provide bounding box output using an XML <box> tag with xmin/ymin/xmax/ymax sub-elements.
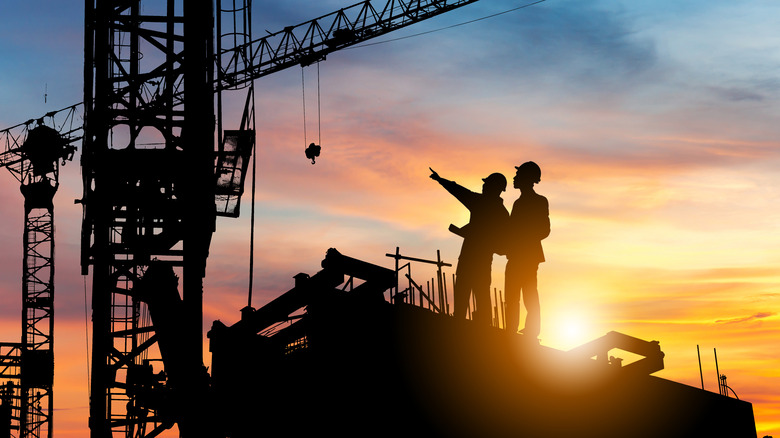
<box><xmin>430</xmin><ymin>168</ymin><xmax>509</xmax><ymax>324</ymax></box>
<box><xmin>504</xmin><ymin>161</ymin><xmax>549</xmax><ymax>340</ymax></box>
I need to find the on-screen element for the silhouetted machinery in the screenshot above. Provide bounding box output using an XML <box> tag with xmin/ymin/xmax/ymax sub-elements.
<box><xmin>0</xmin><ymin>112</ymin><xmax>79</xmax><ymax>438</ymax></box>
<box><xmin>80</xmin><ymin>1</ymin><xmax>484</xmax><ymax>437</ymax></box>
<box><xmin>3</xmin><ymin>1</ymin><xmax>486</xmax><ymax>436</ymax></box>
<box><xmin>208</xmin><ymin>248</ymin><xmax>757</xmax><ymax>438</ymax></box>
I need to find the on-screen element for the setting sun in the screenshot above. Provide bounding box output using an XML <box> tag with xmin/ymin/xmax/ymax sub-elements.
<box><xmin>545</xmin><ymin>310</ymin><xmax>597</xmax><ymax>350</ymax></box>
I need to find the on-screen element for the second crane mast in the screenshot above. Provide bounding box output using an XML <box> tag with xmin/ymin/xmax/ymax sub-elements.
<box><xmin>81</xmin><ymin>1</ymin><xmax>480</xmax><ymax>436</ymax></box>
<box><xmin>0</xmin><ymin>110</ymin><xmax>78</xmax><ymax>438</ymax></box>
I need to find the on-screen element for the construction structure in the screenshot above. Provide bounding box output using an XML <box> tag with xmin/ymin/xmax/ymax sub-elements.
<box><xmin>209</xmin><ymin>248</ymin><xmax>757</xmax><ymax>438</ymax></box>
<box><xmin>0</xmin><ymin>0</ymin><xmax>761</xmax><ymax>437</ymax></box>
<box><xmin>80</xmin><ymin>1</ymin><xmax>484</xmax><ymax>436</ymax></box>
<box><xmin>0</xmin><ymin>108</ymin><xmax>80</xmax><ymax>438</ymax></box>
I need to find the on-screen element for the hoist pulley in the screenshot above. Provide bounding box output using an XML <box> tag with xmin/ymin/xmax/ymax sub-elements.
<box><xmin>305</xmin><ymin>142</ymin><xmax>321</xmax><ymax>164</ymax></box>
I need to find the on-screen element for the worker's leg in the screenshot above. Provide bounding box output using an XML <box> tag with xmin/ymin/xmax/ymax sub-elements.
<box><xmin>520</xmin><ymin>264</ymin><xmax>540</xmax><ymax>338</ymax></box>
<box><xmin>472</xmin><ymin>262</ymin><xmax>493</xmax><ymax>326</ymax></box>
<box><xmin>504</xmin><ymin>260</ymin><xmax>521</xmax><ymax>332</ymax></box>
<box><xmin>453</xmin><ymin>261</ymin><xmax>472</xmax><ymax>319</ymax></box>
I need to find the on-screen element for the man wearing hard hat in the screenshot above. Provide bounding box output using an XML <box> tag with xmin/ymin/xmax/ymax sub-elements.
<box><xmin>430</xmin><ymin>167</ymin><xmax>509</xmax><ymax>325</ymax></box>
<box><xmin>504</xmin><ymin>161</ymin><xmax>550</xmax><ymax>341</ymax></box>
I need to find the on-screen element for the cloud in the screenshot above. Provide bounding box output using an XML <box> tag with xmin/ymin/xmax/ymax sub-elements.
<box><xmin>238</xmin><ymin>0</ymin><xmax>780</xmax><ymax>211</ymax></box>
<box><xmin>709</xmin><ymin>86</ymin><xmax>765</xmax><ymax>103</ymax></box>
<box><xmin>455</xmin><ymin>0</ymin><xmax>662</xmax><ymax>95</ymax></box>
<box><xmin>716</xmin><ymin>312</ymin><xmax>776</xmax><ymax>325</ymax></box>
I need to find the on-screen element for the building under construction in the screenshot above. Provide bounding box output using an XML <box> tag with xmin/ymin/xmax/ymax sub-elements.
<box><xmin>207</xmin><ymin>248</ymin><xmax>757</xmax><ymax>438</ymax></box>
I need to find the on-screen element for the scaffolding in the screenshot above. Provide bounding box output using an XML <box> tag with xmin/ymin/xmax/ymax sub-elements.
<box><xmin>385</xmin><ymin>247</ymin><xmax>507</xmax><ymax>328</ymax></box>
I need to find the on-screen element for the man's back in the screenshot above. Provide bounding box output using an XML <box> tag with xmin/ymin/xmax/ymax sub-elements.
<box><xmin>508</xmin><ymin>190</ymin><xmax>549</xmax><ymax>264</ymax></box>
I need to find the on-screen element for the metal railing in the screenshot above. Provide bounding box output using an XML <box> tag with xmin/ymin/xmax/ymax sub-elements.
<box><xmin>385</xmin><ymin>247</ymin><xmax>507</xmax><ymax>328</ymax></box>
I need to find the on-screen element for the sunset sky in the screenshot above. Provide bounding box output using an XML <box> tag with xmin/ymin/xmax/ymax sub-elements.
<box><xmin>2</xmin><ymin>0</ymin><xmax>780</xmax><ymax>436</ymax></box>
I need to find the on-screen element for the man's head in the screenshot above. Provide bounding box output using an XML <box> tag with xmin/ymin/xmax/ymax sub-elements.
<box><xmin>482</xmin><ymin>172</ymin><xmax>507</xmax><ymax>195</ymax></box>
<box><xmin>514</xmin><ymin>161</ymin><xmax>541</xmax><ymax>189</ymax></box>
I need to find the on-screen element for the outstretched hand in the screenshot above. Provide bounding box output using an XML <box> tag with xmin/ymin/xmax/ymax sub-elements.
<box><xmin>429</xmin><ymin>167</ymin><xmax>440</xmax><ymax>181</ymax></box>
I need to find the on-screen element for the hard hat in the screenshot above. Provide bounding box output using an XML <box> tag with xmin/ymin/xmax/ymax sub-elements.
<box><xmin>515</xmin><ymin>161</ymin><xmax>541</xmax><ymax>184</ymax></box>
<box><xmin>482</xmin><ymin>172</ymin><xmax>507</xmax><ymax>192</ymax></box>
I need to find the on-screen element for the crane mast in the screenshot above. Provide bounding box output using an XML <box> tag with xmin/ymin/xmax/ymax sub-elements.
<box><xmin>82</xmin><ymin>1</ymin><xmax>214</xmax><ymax>436</ymax></box>
<box><xmin>0</xmin><ymin>110</ymin><xmax>78</xmax><ymax>438</ymax></box>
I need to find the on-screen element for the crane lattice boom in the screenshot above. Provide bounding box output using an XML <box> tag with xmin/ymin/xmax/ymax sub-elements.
<box><xmin>217</xmin><ymin>0</ymin><xmax>479</xmax><ymax>89</ymax></box>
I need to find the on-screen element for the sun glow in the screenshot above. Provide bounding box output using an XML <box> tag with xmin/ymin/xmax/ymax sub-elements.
<box><xmin>545</xmin><ymin>311</ymin><xmax>597</xmax><ymax>351</ymax></box>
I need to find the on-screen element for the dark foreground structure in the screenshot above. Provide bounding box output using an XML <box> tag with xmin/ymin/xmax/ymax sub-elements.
<box><xmin>209</xmin><ymin>249</ymin><xmax>757</xmax><ymax>438</ymax></box>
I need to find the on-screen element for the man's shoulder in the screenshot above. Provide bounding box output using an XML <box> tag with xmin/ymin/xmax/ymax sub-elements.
<box><xmin>512</xmin><ymin>192</ymin><xmax>548</xmax><ymax>215</ymax></box>
<box><xmin>495</xmin><ymin>197</ymin><xmax>510</xmax><ymax>215</ymax></box>
<box><xmin>481</xmin><ymin>194</ymin><xmax>509</xmax><ymax>214</ymax></box>
<box><xmin>515</xmin><ymin>191</ymin><xmax>548</xmax><ymax>203</ymax></box>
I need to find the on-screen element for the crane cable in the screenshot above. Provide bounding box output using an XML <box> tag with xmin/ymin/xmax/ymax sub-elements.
<box><xmin>302</xmin><ymin>67</ymin><xmax>308</xmax><ymax>149</ymax></box>
<box><xmin>248</xmin><ymin>83</ymin><xmax>257</xmax><ymax>308</ymax></box>
<box><xmin>83</xmin><ymin>275</ymin><xmax>90</xmax><ymax>397</ymax></box>
<box><xmin>301</xmin><ymin>62</ymin><xmax>323</xmax><ymax>150</ymax></box>
<box><xmin>301</xmin><ymin>63</ymin><xmax>324</xmax><ymax>165</ymax></box>
<box><xmin>317</xmin><ymin>61</ymin><xmax>322</xmax><ymax>148</ymax></box>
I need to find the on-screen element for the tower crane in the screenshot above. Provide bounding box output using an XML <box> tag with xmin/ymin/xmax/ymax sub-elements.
<box><xmin>3</xmin><ymin>0</ymin><xmax>483</xmax><ymax>436</ymax></box>
<box><xmin>80</xmin><ymin>1</ymin><xmax>481</xmax><ymax>437</ymax></box>
<box><xmin>0</xmin><ymin>107</ymin><xmax>79</xmax><ymax>438</ymax></box>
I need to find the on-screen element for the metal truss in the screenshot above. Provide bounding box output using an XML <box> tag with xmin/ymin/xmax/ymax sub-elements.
<box><xmin>83</xmin><ymin>1</ymin><xmax>214</xmax><ymax>436</ymax></box>
<box><xmin>217</xmin><ymin>0</ymin><xmax>480</xmax><ymax>89</ymax></box>
<box><xmin>1</xmin><ymin>106</ymin><xmax>78</xmax><ymax>438</ymax></box>
<box><xmin>80</xmin><ymin>1</ymin><xmax>482</xmax><ymax>437</ymax></box>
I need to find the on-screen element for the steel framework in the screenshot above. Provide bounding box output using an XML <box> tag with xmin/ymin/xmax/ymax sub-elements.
<box><xmin>82</xmin><ymin>0</ymin><xmax>215</xmax><ymax>436</ymax></box>
<box><xmin>0</xmin><ymin>110</ymin><xmax>78</xmax><ymax>437</ymax></box>
<box><xmin>80</xmin><ymin>1</ymin><xmax>482</xmax><ymax>437</ymax></box>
